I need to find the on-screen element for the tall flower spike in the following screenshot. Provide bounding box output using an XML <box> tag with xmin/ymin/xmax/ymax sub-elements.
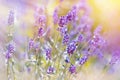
<box><xmin>110</xmin><ymin>50</ymin><xmax>120</xmax><ymax>65</ymax></box>
<box><xmin>77</xmin><ymin>34</ymin><xmax>84</xmax><ymax>42</ymax></box>
<box><xmin>29</xmin><ymin>39</ymin><xmax>34</xmax><ymax>49</ymax></box>
<box><xmin>58</xmin><ymin>27</ymin><xmax>68</xmax><ymax>35</ymax></box>
<box><xmin>6</xmin><ymin>42</ymin><xmax>15</xmax><ymax>59</ymax></box>
<box><xmin>66</xmin><ymin>6</ymin><xmax>77</xmax><ymax>22</ymax></box>
<box><xmin>35</xmin><ymin>15</ymin><xmax>46</xmax><ymax>27</ymax></box>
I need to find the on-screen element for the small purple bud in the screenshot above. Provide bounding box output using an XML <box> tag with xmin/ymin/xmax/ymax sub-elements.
<box><xmin>38</xmin><ymin>27</ymin><xmax>44</xmax><ymax>37</ymax></box>
<box><xmin>57</xmin><ymin>27</ymin><xmax>68</xmax><ymax>35</ymax></box>
<box><xmin>7</xmin><ymin>43</ymin><xmax>15</xmax><ymax>53</ymax></box>
<box><xmin>77</xmin><ymin>34</ymin><xmax>84</xmax><ymax>42</ymax></box>
<box><xmin>58</xmin><ymin>16</ymin><xmax>67</xmax><ymax>27</ymax></box>
<box><xmin>47</xmin><ymin>66</ymin><xmax>55</xmax><ymax>74</ymax></box>
<box><xmin>8</xmin><ymin>10</ymin><xmax>14</xmax><ymax>25</ymax></box>
<box><xmin>79</xmin><ymin>56</ymin><xmax>88</xmax><ymax>65</ymax></box>
<box><xmin>53</xmin><ymin>9</ymin><xmax>59</xmax><ymax>24</ymax></box>
<box><xmin>69</xmin><ymin>65</ymin><xmax>76</xmax><ymax>74</ymax></box>
<box><xmin>62</xmin><ymin>34</ymin><xmax>70</xmax><ymax>45</ymax></box>
<box><xmin>29</xmin><ymin>39</ymin><xmax>34</xmax><ymax>49</ymax></box>
<box><xmin>5</xmin><ymin>52</ymin><xmax>11</xmax><ymax>59</ymax></box>
<box><xmin>67</xmin><ymin>41</ymin><xmax>77</xmax><ymax>55</ymax></box>
<box><xmin>45</xmin><ymin>48</ymin><xmax>52</xmax><ymax>60</ymax></box>
<box><xmin>110</xmin><ymin>50</ymin><xmax>120</xmax><ymax>65</ymax></box>
<box><xmin>66</xmin><ymin>7</ymin><xmax>77</xmax><ymax>22</ymax></box>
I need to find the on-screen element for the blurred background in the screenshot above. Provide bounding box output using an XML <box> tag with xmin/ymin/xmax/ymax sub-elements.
<box><xmin>0</xmin><ymin>0</ymin><xmax>120</xmax><ymax>80</ymax></box>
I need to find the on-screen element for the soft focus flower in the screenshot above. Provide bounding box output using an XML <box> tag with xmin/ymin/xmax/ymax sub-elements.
<box><xmin>53</xmin><ymin>8</ymin><xmax>59</xmax><ymax>24</ymax></box>
<box><xmin>47</xmin><ymin>66</ymin><xmax>55</xmax><ymax>74</ymax></box>
<box><xmin>110</xmin><ymin>50</ymin><xmax>120</xmax><ymax>65</ymax></box>
<box><xmin>67</xmin><ymin>41</ymin><xmax>77</xmax><ymax>55</ymax></box>
<box><xmin>69</xmin><ymin>65</ymin><xmax>76</xmax><ymax>74</ymax></box>
<box><xmin>79</xmin><ymin>55</ymin><xmax>88</xmax><ymax>65</ymax></box>
<box><xmin>45</xmin><ymin>48</ymin><xmax>52</xmax><ymax>60</ymax></box>
<box><xmin>38</xmin><ymin>27</ymin><xmax>44</xmax><ymax>37</ymax></box>
<box><xmin>58</xmin><ymin>16</ymin><xmax>67</xmax><ymax>27</ymax></box>
<box><xmin>8</xmin><ymin>10</ymin><xmax>14</xmax><ymax>25</ymax></box>
<box><xmin>62</xmin><ymin>33</ymin><xmax>70</xmax><ymax>45</ymax></box>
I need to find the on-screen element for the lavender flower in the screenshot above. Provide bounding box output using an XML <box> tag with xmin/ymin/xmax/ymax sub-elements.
<box><xmin>67</xmin><ymin>41</ymin><xmax>77</xmax><ymax>55</ymax></box>
<box><xmin>29</xmin><ymin>39</ymin><xmax>34</xmax><ymax>49</ymax></box>
<box><xmin>58</xmin><ymin>16</ymin><xmax>67</xmax><ymax>27</ymax></box>
<box><xmin>66</xmin><ymin>6</ymin><xmax>77</xmax><ymax>22</ymax></box>
<box><xmin>53</xmin><ymin>9</ymin><xmax>59</xmax><ymax>24</ymax></box>
<box><xmin>62</xmin><ymin>33</ymin><xmax>70</xmax><ymax>45</ymax></box>
<box><xmin>38</xmin><ymin>27</ymin><xmax>44</xmax><ymax>37</ymax></box>
<box><xmin>69</xmin><ymin>65</ymin><xmax>76</xmax><ymax>74</ymax></box>
<box><xmin>77</xmin><ymin>34</ymin><xmax>84</xmax><ymax>42</ymax></box>
<box><xmin>45</xmin><ymin>48</ymin><xmax>52</xmax><ymax>60</ymax></box>
<box><xmin>110</xmin><ymin>50</ymin><xmax>120</xmax><ymax>65</ymax></box>
<box><xmin>79</xmin><ymin>56</ymin><xmax>88</xmax><ymax>65</ymax></box>
<box><xmin>8</xmin><ymin>10</ymin><xmax>14</xmax><ymax>25</ymax></box>
<box><xmin>47</xmin><ymin>66</ymin><xmax>55</xmax><ymax>74</ymax></box>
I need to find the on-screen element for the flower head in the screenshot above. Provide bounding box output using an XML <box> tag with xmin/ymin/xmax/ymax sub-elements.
<box><xmin>67</xmin><ymin>41</ymin><xmax>77</xmax><ymax>55</ymax></box>
<box><xmin>45</xmin><ymin>48</ymin><xmax>52</xmax><ymax>60</ymax></box>
<box><xmin>58</xmin><ymin>16</ymin><xmax>67</xmax><ymax>27</ymax></box>
<box><xmin>69</xmin><ymin>65</ymin><xmax>76</xmax><ymax>74</ymax></box>
<box><xmin>62</xmin><ymin>33</ymin><xmax>70</xmax><ymax>45</ymax></box>
<box><xmin>53</xmin><ymin>8</ymin><xmax>59</xmax><ymax>24</ymax></box>
<box><xmin>47</xmin><ymin>66</ymin><xmax>55</xmax><ymax>74</ymax></box>
<box><xmin>38</xmin><ymin>27</ymin><xmax>44</xmax><ymax>37</ymax></box>
<box><xmin>79</xmin><ymin>56</ymin><xmax>88</xmax><ymax>65</ymax></box>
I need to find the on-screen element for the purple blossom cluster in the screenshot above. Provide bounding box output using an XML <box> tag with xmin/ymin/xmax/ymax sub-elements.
<box><xmin>3</xmin><ymin>0</ymin><xmax>120</xmax><ymax>80</ymax></box>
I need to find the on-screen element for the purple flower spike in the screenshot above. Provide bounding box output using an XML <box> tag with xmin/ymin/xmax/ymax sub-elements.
<box><xmin>6</xmin><ymin>52</ymin><xmax>11</xmax><ymax>59</ymax></box>
<box><xmin>7</xmin><ymin>43</ymin><xmax>15</xmax><ymax>53</ymax></box>
<box><xmin>38</xmin><ymin>27</ymin><xmax>44</xmax><ymax>37</ymax></box>
<box><xmin>53</xmin><ymin>9</ymin><xmax>59</xmax><ymax>24</ymax></box>
<box><xmin>66</xmin><ymin>7</ymin><xmax>77</xmax><ymax>22</ymax></box>
<box><xmin>58</xmin><ymin>16</ymin><xmax>67</xmax><ymax>27</ymax></box>
<box><xmin>69</xmin><ymin>65</ymin><xmax>76</xmax><ymax>74</ymax></box>
<box><xmin>77</xmin><ymin>34</ymin><xmax>84</xmax><ymax>42</ymax></box>
<box><xmin>45</xmin><ymin>48</ymin><xmax>52</xmax><ymax>60</ymax></box>
<box><xmin>8</xmin><ymin>10</ymin><xmax>14</xmax><ymax>25</ymax></box>
<box><xmin>62</xmin><ymin>34</ymin><xmax>70</xmax><ymax>45</ymax></box>
<box><xmin>29</xmin><ymin>39</ymin><xmax>34</xmax><ymax>49</ymax></box>
<box><xmin>47</xmin><ymin>66</ymin><xmax>55</xmax><ymax>74</ymax></box>
<box><xmin>57</xmin><ymin>27</ymin><xmax>68</xmax><ymax>35</ymax></box>
<box><xmin>79</xmin><ymin>56</ymin><xmax>88</xmax><ymax>65</ymax></box>
<box><xmin>67</xmin><ymin>41</ymin><xmax>77</xmax><ymax>55</ymax></box>
<box><xmin>110</xmin><ymin>50</ymin><xmax>120</xmax><ymax>65</ymax></box>
<box><xmin>35</xmin><ymin>15</ymin><xmax>46</xmax><ymax>27</ymax></box>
